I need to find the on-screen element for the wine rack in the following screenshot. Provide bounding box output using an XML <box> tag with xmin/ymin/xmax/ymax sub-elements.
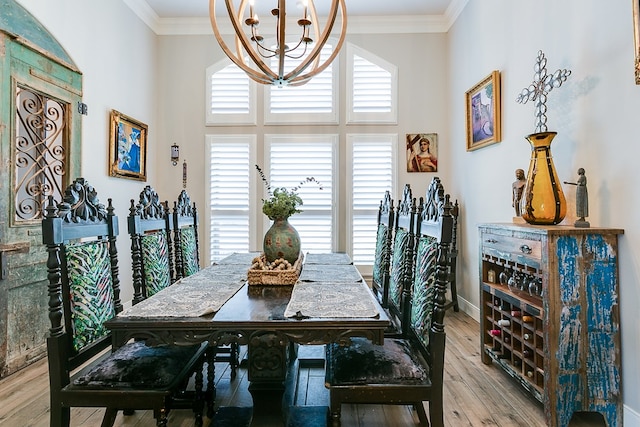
<box><xmin>479</xmin><ymin>223</ymin><xmax>623</xmax><ymax>427</ymax></box>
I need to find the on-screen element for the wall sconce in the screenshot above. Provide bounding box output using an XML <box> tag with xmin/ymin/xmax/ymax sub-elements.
<box><xmin>171</xmin><ymin>143</ymin><xmax>179</xmax><ymax>166</ymax></box>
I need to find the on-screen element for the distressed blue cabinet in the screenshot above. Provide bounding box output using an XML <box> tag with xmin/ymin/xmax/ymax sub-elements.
<box><xmin>479</xmin><ymin>223</ymin><xmax>623</xmax><ymax>427</ymax></box>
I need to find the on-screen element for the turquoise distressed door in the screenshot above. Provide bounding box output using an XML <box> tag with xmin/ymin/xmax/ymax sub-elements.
<box><xmin>0</xmin><ymin>1</ymin><xmax>82</xmax><ymax>377</ymax></box>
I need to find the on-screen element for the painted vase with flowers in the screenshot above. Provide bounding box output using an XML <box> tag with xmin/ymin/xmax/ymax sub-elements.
<box><xmin>256</xmin><ymin>165</ymin><xmax>322</xmax><ymax>263</ymax></box>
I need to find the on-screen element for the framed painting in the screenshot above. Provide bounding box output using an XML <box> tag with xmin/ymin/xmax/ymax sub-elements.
<box><xmin>109</xmin><ymin>110</ymin><xmax>147</xmax><ymax>181</ymax></box>
<box><xmin>465</xmin><ymin>70</ymin><xmax>501</xmax><ymax>151</ymax></box>
<box><xmin>634</xmin><ymin>0</ymin><xmax>640</xmax><ymax>84</ymax></box>
<box><xmin>406</xmin><ymin>133</ymin><xmax>438</xmax><ymax>172</ymax></box>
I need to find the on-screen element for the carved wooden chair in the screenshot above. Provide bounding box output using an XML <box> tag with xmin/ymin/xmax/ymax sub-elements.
<box><xmin>42</xmin><ymin>178</ymin><xmax>207</xmax><ymax>427</ymax></box>
<box><xmin>172</xmin><ymin>190</ymin><xmax>240</xmax><ymax>380</ymax></box>
<box><xmin>128</xmin><ymin>185</ymin><xmax>175</xmax><ymax>304</ymax></box>
<box><xmin>385</xmin><ymin>184</ymin><xmax>419</xmax><ymax>335</ymax></box>
<box><xmin>445</xmin><ymin>199</ymin><xmax>460</xmax><ymax>312</ymax></box>
<box><xmin>172</xmin><ymin>189</ymin><xmax>200</xmax><ymax>281</ymax></box>
<box><xmin>371</xmin><ymin>190</ymin><xmax>395</xmax><ymax>308</ymax></box>
<box><xmin>324</xmin><ymin>178</ymin><xmax>455</xmax><ymax>427</ymax></box>
<box><xmin>128</xmin><ymin>185</ymin><xmax>213</xmax><ymax>423</ymax></box>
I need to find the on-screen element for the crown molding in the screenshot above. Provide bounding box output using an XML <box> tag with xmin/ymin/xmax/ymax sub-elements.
<box><xmin>125</xmin><ymin>0</ymin><xmax>469</xmax><ymax>36</ymax></box>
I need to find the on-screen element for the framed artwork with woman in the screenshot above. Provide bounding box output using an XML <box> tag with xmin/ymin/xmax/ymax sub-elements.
<box><xmin>406</xmin><ymin>133</ymin><xmax>438</xmax><ymax>172</ymax></box>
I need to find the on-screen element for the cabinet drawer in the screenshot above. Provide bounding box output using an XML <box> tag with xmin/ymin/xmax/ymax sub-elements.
<box><xmin>482</xmin><ymin>234</ymin><xmax>542</xmax><ymax>264</ymax></box>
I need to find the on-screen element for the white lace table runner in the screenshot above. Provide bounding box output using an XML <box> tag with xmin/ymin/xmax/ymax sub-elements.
<box><xmin>303</xmin><ymin>252</ymin><xmax>352</xmax><ymax>265</ymax></box>
<box><xmin>299</xmin><ymin>264</ymin><xmax>364</xmax><ymax>284</ymax></box>
<box><xmin>284</xmin><ymin>282</ymin><xmax>380</xmax><ymax>319</ymax></box>
<box><xmin>118</xmin><ymin>267</ymin><xmax>246</xmax><ymax>318</ymax></box>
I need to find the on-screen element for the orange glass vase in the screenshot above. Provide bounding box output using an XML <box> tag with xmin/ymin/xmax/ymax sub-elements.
<box><xmin>520</xmin><ymin>131</ymin><xmax>567</xmax><ymax>225</ymax></box>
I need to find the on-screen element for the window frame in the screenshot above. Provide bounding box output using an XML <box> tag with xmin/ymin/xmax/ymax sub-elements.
<box><xmin>263</xmin><ymin>134</ymin><xmax>340</xmax><ymax>252</ymax></box>
<box><xmin>205</xmin><ymin>134</ymin><xmax>259</xmax><ymax>264</ymax></box>
<box><xmin>205</xmin><ymin>59</ymin><xmax>257</xmax><ymax>126</ymax></box>
<box><xmin>346</xmin><ymin>43</ymin><xmax>399</xmax><ymax>125</ymax></box>
<box><xmin>346</xmin><ymin>133</ymin><xmax>398</xmax><ymax>272</ymax></box>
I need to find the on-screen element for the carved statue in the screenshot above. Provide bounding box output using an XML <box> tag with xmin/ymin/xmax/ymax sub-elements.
<box><xmin>564</xmin><ymin>168</ymin><xmax>590</xmax><ymax>228</ymax></box>
<box><xmin>512</xmin><ymin>168</ymin><xmax>526</xmax><ymax>217</ymax></box>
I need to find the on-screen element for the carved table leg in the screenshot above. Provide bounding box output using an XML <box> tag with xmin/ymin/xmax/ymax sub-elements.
<box><xmin>247</xmin><ymin>331</ymin><xmax>292</xmax><ymax>425</ymax></box>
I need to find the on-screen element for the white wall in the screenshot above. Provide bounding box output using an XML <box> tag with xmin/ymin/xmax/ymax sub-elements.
<box><xmin>15</xmin><ymin>0</ymin><xmax>160</xmax><ymax>303</ymax></box>
<box><xmin>448</xmin><ymin>0</ymin><xmax>640</xmax><ymax>420</ymax></box>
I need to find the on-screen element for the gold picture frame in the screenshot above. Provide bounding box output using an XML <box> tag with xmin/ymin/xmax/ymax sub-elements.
<box><xmin>465</xmin><ymin>70</ymin><xmax>501</xmax><ymax>151</ymax></box>
<box><xmin>108</xmin><ymin>110</ymin><xmax>147</xmax><ymax>181</ymax></box>
<box><xmin>634</xmin><ymin>0</ymin><xmax>640</xmax><ymax>83</ymax></box>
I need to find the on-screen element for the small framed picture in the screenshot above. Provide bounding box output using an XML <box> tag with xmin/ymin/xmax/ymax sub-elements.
<box><xmin>465</xmin><ymin>71</ymin><xmax>501</xmax><ymax>151</ymax></box>
<box><xmin>406</xmin><ymin>133</ymin><xmax>438</xmax><ymax>172</ymax></box>
<box><xmin>108</xmin><ymin>110</ymin><xmax>147</xmax><ymax>181</ymax></box>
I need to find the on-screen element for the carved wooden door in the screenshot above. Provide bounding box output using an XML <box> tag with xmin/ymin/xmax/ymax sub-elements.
<box><xmin>0</xmin><ymin>4</ymin><xmax>82</xmax><ymax>377</ymax></box>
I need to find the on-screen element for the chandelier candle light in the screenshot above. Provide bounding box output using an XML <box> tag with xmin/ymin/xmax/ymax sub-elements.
<box><xmin>209</xmin><ymin>0</ymin><xmax>347</xmax><ymax>87</ymax></box>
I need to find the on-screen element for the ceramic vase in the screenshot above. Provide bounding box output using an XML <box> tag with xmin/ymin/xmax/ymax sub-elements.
<box><xmin>520</xmin><ymin>131</ymin><xmax>567</xmax><ymax>225</ymax></box>
<box><xmin>263</xmin><ymin>217</ymin><xmax>301</xmax><ymax>263</ymax></box>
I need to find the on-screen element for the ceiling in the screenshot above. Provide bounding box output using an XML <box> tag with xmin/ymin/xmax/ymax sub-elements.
<box><xmin>144</xmin><ymin>0</ymin><xmax>452</xmax><ymax>19</ymax></box>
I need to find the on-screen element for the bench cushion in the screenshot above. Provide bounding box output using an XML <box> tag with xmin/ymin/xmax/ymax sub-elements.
<box><xmin>326</xmin><ymin>337</ymin><xmax>430</xmax><ymax>386</ymax></box>
<box><xmin>73</xmin><ymin>341</ymin><xmax>202</xmax><ymax>389</ymax></box>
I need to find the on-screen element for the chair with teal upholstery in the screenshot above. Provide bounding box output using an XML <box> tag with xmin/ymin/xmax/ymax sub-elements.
<box><xmin>128</xmin><ymin>185</ymin><xmax>213</xmax><ymax>423</ymax></box>
<box><xmin>386</xmin><ymin>183</ymin><xmax>419</xmax><ymax>335</ymax></box>
<box><xmin>42</xmin><ymin>178</ymin><xmax>207</xmax><ymax>427</ymax></box>
<box><xmin>325</xmin><ymin>177</ymin><xmax>455</xmax><ymax>427</ymax></box>
<box><xmin>172</xmin><ymin>190</ymin><xmax>240</xmax><ymax>381</ymax></box>
<box><xmin>172</xmin><ymin>189</ymin><xmax>200</xmax><ymax>281</ymax></box>
<box><xmin>371</xmin><ymin>190</ymin><xmax>395</xmax><ymax>308</ymax></box>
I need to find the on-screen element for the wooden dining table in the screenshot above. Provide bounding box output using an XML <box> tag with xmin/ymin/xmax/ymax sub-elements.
<box><xmin>105</xmin><ymin>252</ymin><xmax>389</xmax><ymax>425</ymax></box>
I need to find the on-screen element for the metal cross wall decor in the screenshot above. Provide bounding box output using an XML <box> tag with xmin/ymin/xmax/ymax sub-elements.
<box><xmin>516</xmin><ymin>50</ymin><xmax>571</xmax><ymax>133</ymax></box>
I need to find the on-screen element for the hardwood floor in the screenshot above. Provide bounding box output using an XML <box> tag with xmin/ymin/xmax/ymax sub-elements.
<box><xmin>0</xmin><ymin>310</ymin><xmax>607</xmax><ymax>426</ymax></box>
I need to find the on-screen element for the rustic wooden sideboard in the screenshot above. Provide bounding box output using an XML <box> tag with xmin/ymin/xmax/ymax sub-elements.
<box><xmin>478</xmin><ymin>223</ymin><xmax>623</xmax><ymax>427</ymax></box>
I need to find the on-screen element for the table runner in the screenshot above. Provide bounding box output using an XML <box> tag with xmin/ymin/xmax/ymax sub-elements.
<box><xmin>299</xmin><ymin>263</ymin><xmax>364</xmax><ymax>284</ymax></box>
<box><xmin>303</xmin><ymin>252</ymin><xmax>352</xmax><ymax>265</ymax></box>
<box><xmin>284</xmin><ymin>281</ymin><xmax>380</xmax><ymax>319</ymax></box>
<box><xmin>118</xmin><ymin>267</ymin><xmax>246</xmax><ymax>318</ymax></box>
<box><xmin>214</xmin><ymin>252</ymin><xmax>261</xmax><ymax>265</ymax></box>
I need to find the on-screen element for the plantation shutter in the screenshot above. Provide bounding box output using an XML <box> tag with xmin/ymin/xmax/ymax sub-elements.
<box><xmin>349</xmin><ymin>135</ymin><xmax>396</xmax><ymax>265</ymax></box>
<box><xmin>347</xmin><ymin>44</ymin><xmax>398</xmax><ymax>124</ymax></box>
<box><xmin>265</xmin><ymin>44</ymin><xmax>337</xmax><ymax>124</ymax></box>
<box><xmin>208</xmin><ymin>136</ymin><xmax>255</xmax><ymax>262</ymax></box>
<box><xmin>266</xmin><ymin>135</ymin><xmax>336</xmax><ymax>253</ymax></box>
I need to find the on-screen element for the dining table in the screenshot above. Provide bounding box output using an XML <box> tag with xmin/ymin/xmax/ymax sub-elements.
<box><xmin>105</xmin><ymin>252</ymin><xmax>390</xmax><ymax>425</ymax></box>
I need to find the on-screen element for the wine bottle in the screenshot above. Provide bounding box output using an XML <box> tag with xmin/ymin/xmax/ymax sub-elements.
<box><xmin>497</xmin><ymin>319</ymin><xmax>511</xmax><ymax>327</ymax></box>
<box><xmin>523</xmin><ymin>349</ymin><xmax>532</xmax><ymax>358</ymax></box>
<box><xmin>526</xmin><ymin>370</ymin><xmax>534</xmax><ymax>378</ymax></box>
<box><xmin>489</xmin><ymin>329</ymin><xmax>501</xmax><ymax>337</ymax></box>
<box><xmin>522</xmin><ymin>315</ymin><xmax>534</xmax><ymax>323</ymax></box>
<box><xmin>511</xmin><ymin>310</ymin><xmax>522</xmax><ymax>317</ymax></box>
<box><xmin>523</xmin><ymin>333</ymin><xmax>532</xmax><ymax>341</ymax></box>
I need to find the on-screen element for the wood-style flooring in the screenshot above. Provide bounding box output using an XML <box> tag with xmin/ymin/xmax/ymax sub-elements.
<box><xmin>0</xmin><ymin>310</ymin><xmax>607</xmax><ymax>426</ymax></box>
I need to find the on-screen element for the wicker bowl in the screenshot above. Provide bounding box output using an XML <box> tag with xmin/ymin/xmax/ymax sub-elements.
<box><xmin>247</xmin><ymin>253</ymin><xmax>304</xmax><ymax>285</ymax></box>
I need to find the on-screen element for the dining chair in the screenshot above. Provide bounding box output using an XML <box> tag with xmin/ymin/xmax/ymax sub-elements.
<box><xmin>128</xmin><ymin>185</ymin><xmax>213</xmax><ymax>423</ymax></box>
<box><xmin>42</xmin><ymin>178</ymin><xmax>207</xmax><ymax>427</ymax></box>
<box><xmin>128</xmin><ymin>185</ymin><xmax>174</xmax><ymax>304</ymax></box>
<box><xmin>324</xmin><ymin>178</ymin><xmax>455</xmax><ymax>427</ymax></box>
<box><xmin>172</xmin><ymin>189</ymin><xmax>240</xmax><ymax>380</ymax></box>
<box><xmin>445</xmin><ymin>199</ymin><xmax>460</xmax><ymax>312</ymax></box>
<box><xmin>371</xmin><ymin>190</ymin><xmax>395</xmax><ymax>308</ymax></box>
<box><xmin>386</xmin><ymin>183</ymin><xmax>419</xmax><ymax>336</ymax></box>
<box><xmin>172</xmin><ymin>189</ymin><xmax>200</xmax><ymax>281</ymax></box>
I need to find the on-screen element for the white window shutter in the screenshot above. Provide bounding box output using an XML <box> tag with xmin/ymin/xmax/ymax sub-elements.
<box><xmin>347</xmin><ymin>43</ymin><xmax>398</xmax><ymax>124</ymax></box>
<box><xmin>206</xmin><ymin>61</ymin><xmax>257</xmax><ymax>125</ymax></box>
<box><xmin>348</xmin><ymin>134</ymin><xmax>396</xmax><ymax>265</ymax></box>
<box><xmin>265</xmin><ymin>135</ymin><xmax>337</xmax><ymax>253</ymax></box>
<box><xmin>208</xmin><ymin>135</ymin><xmax>256</xmax><ymax>262</ymax></box>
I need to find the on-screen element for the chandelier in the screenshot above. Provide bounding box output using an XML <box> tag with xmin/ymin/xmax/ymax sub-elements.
<box><xmin>209</xmin><ymin>0</ymin><xmax>347</xmax><ymax>87</ymax></box>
